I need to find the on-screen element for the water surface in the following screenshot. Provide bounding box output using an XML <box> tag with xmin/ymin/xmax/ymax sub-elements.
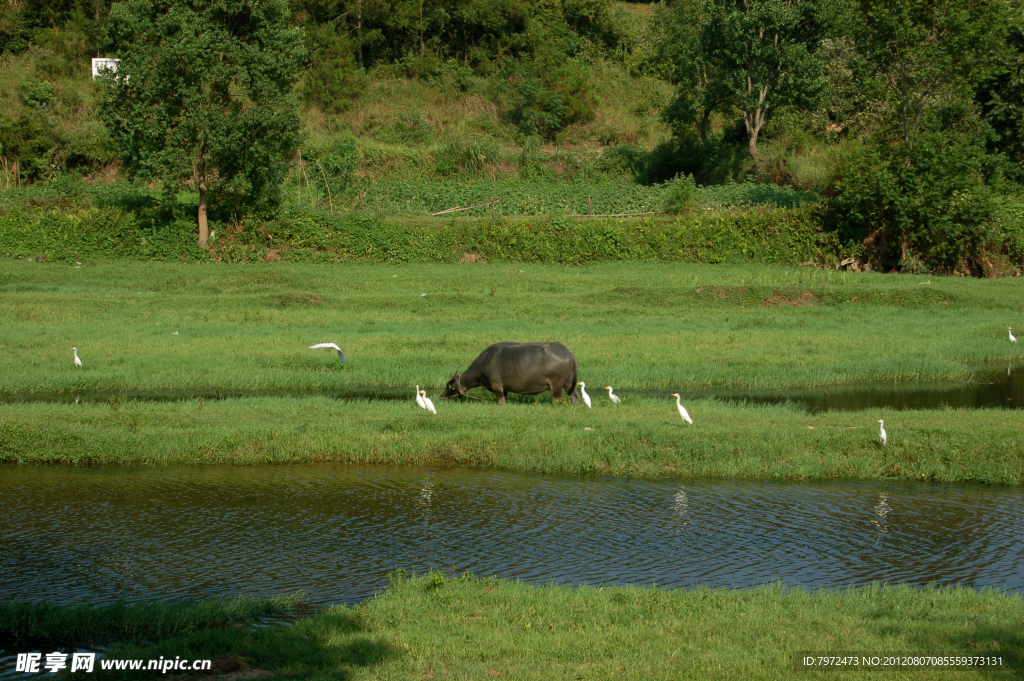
<box><xmin>1</xmin><ymin>465</ymin><xmax>1020</xmax><ymax>607</ymax></box>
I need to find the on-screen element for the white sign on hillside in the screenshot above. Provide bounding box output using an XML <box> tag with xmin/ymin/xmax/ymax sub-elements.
<box><xmin>91</xmin><ymin>58</ymin><xmax>120</xmax><ymax>79</ymax></box>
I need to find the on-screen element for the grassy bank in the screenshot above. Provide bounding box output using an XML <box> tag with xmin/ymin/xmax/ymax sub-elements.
<box><xmin>2</xmin><ymin>397</ymin><xmax>1022</xmax><ymax>483</ymax></box>
<box><xmin>4</xmin><ymin>576</ymin><xmax>1021</xmax><ymax>680</ymax></box>
<box><xmin>0</xmin><ymin>261</ymin><xmax>1021</xmax><ymax>394</ymax></box>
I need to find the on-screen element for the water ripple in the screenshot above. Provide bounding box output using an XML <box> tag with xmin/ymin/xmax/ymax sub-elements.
<box><xmin>0</xmin><ymin>465</ymin><xmax>1021</xmax><ymax>606</ymax></box>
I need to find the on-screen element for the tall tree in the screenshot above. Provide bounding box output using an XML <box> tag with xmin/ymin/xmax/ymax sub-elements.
<box><xmin>857</xmin><ymin>0</ymin><xmax>1009</xmax><ymax>160</ymax></box>
<box><xmin>656</xmin><ymin>0</ymin><xmax>734</xmax><ymax>144</ymax></box>
<box><xmin>101</xmin><ymin>0</ymin><xmax>305</xmax><ymax>247</ymax></box>
<box><xmin>698</xmin><ymin>0</ymin><xmax>824</xmax><ymax>158</ymax></box>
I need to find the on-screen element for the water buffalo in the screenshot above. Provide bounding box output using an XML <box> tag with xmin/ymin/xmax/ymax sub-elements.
<box><xmin>441</xmin><ymin>342</ymin><xmax>579</xmax><ymax>404</ymax></box>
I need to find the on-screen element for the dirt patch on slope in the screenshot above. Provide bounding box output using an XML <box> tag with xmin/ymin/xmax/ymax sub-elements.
<box><xmin>763</xmin><ymin>290</ymin><xmax>817</xmax><ymax>307</ymax></box>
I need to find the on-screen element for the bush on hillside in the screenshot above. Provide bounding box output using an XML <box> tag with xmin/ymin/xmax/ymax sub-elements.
<box><xmin>493</xmin><ymin>60</ymin><xmax>598</xmax><ymax>140</ymax></box>
<box><xmin>299</xmin><ymin>22</ymin><xmax>366</xmax><ymax>113</ymax></box>
<box><xmin>639</xmin><ymin>128</ymin><xmax>750</xmax><ymax>186</ymax></box>
<box><xmin>20</xmin><ymin>79</ymin><xmax>55</xmax><ymax>109</ymax></box>
<box><xmin>434</xmin><ymin>137</ymin><xmax>500</xmax><ymax>176</ymax></box>
<box><xmin>308</xmin><ymin>136</ymin><xmax>358</xmax><ymax>210</ymax></box>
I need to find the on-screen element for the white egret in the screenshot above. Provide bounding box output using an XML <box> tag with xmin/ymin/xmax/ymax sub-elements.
<box><xmin>308</xmin><ymin>343</ymin><xmax>347</xmax><ymax>362</ymax></box>
<box><xmin>172</xmin><ymin>331</ymin><xmax>178</xmax><ymax>336</ymax></box>
<box><xmin>72</xmin><ymin>347</ymin><xmax>82</xmax><ymax>368</ymax></box>
<box><xmin>603</xmin><ymin>386</ymin><xmax>621</xmax><ymax>404</ymax></box>
<box><xmin>878</xmin><ymin>419</ymin><xmax>887</xmax><ymax>447</ymax></box>
<box><xmin>1011</xmin><ymin>327</ymin><xmax>1018</xmax><ymax>343</ymax></box>
<box><xmin>577</xmin><ymin>382</ymin><xmax>592</xmax><ymax>408</ymax></box>
<box><xmin>415</xmin><ymin>385</ymin><xmax>426</xmax><ymax>410</ymax></box>
<box><xmin>670</xmin><ymin>393</ymin><xmax>693</xmax><ymax>425</ymax></box>
<box><xmin>419</xmin><ymin>390</ymin><xmax>437</xmax><ymax>415</ymax></box>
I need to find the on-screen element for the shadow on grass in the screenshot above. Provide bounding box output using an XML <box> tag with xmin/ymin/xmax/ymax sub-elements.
<box><xmin>931</xmin><ymin>622</ymin><xmax>1024</xmax><ymax>676</ymax></box>
<box><xmin>867</xmin><ymin>593</ymin><xmax>1024</xmax><ymax>677</ymax></box>
<box><xmin>83</xmin><ymin>607</ymin><xmax>396</xmax><ymax>680</ymax></box>
<box><xmin>1</xmin><ymin>597</ymin><xmax>396</xmax><ymax>680</ymax></box>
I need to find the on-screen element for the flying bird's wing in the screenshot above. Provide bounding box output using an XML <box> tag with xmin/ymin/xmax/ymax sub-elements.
<box><xmin>309</xmin><ymin>342</ymin><xmax>346</xmax><ymax>362</ymax></box>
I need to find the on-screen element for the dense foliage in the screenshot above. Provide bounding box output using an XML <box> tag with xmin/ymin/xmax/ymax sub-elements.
<box><xmin>650</xmin><ymin>0</ymin><xmax>1024</xmax><ymax>273</ymax></box>
<box><xmin>0</xmin><ymin>0</ymin><xmax>1022</xmax><ymax>274</ymax></box>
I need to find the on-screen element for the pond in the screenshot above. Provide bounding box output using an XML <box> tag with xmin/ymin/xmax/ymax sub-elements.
<box><xmin>1</xmin><ymin>465</ymin><xmax>1020</xmax><ymax>607</ymax></box>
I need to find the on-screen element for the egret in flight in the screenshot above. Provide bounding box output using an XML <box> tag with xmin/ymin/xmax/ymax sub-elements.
<box><xmin>577</xmin><ymin>382</ymin><xmax>592</xmax><ymax>408</ymax></box>
<box><xmin>308</xmin><ymin>343</ymin><xmax>347</xmax><ymax>362</ymax></box>
<box><xmin>604</xmin><ymin>386</ymin><xmax>621</xmax><ymax>404</ymax></box>
<box><xmin>72</xmin><ymin>347</ymin><xmax>82</xmax><ymax>368</ymax></box>
<box><xmin>419</xmin><ymin>389</ymin><xmax>437</xmax><ymax>415</ymax></box>
<box><xmin>670</xmin><ymin>393</ymin><xmax>692</xmax><ymax>425</ymax></box>
<box><xmin>415</xmin><ymin>385</ymin><xmax>426</xmax><ymax>410</ymax></box>
<box><xmin>1011</xmin><ymin>327</ymin><xmax>1018</xmax><ymax>343</ymax></box>
<box><xmin>878</xmin><ymin>419</ymin><xmax>887</xmax><ymax>447</ymax></box>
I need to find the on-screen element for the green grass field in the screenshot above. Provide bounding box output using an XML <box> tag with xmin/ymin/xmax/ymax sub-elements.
<box><xmin>5</xmin><ymin>576</ymin><xmax>1021</xmax><ymax>680</ymax></box>
<box><xmin>4</xmin><ymin>259</ymin><xmax>1022</xmax><ymax>482</ymax></box>
<box><xmin>2</xmin><ymin>396</ymin><xmax>1021</xmax><ymax>482</ymax></box>
<box><xmin>0</xmin><ymin>260</ymin><xmax>1021</xmax><ymax>394</ymax></box>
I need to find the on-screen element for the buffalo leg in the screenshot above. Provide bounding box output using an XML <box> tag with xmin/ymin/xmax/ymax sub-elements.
<box><xmin>563</xmin><ymin>375</ymin><xmax>579</xmax><ymax>404</ymax></box>
<box><xmin>551</xmin><ymin>385</ymin><xmax>563</xmax><ymax>402</ymax></box>
<box><xmin>493</xmin><ymin>384</ymin><xmax>506</xmax><ymax>405</ymax></box>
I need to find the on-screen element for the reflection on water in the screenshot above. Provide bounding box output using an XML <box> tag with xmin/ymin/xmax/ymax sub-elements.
<box><xmin>0</xmin><ymin>465</ymin><xmax>1021</xmax><ymax>608</ymax></box>
<box><xmin>1</xmin><ymin>364</ymin><xmax>1022</xmax><ymax>412</ymax></box>
<box><xmin>672</xmin><ymin>488</ymin><xmax>690</xmax><ymax>527</ymax></box>
<box><xmin>871</xmin><ymin>492</ymin><xmax>890</xmax><ymax>536</ymax></box>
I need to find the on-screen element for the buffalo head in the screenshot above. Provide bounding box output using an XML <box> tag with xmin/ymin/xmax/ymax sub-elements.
<box><xmin>440</xmin><ymin>368</ymin><xmax>464</xmax><ymax>400</ymax></box>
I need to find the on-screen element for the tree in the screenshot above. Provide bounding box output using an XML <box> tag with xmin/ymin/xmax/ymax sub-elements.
<box><xmin>971</xmin><ymin>2</ymin><xmax>1024</xmax><ymax>178</ymax></box>
<box><xmin>700</xmin><ymin>0</ymin><xmax>824</xmax><ymax>159</ymax></box>
<box><xmin>656</xmin><ymin>0</ymin><xmax>734</xmax><ymax>144</ymax></box>
<box><xmin>101</xmin><ymin>0</ymin><xmax>305</xmax><ymax>247</ymax></box>
<box><xmin>856</xmin><ymin>0</ymin><xmax>1009</xmax><ymax>160</ymax></box>
<box><xmin>828</xmin><ymin>0</ymin><xmax>1010</xmax><ymax>271</ymax></box>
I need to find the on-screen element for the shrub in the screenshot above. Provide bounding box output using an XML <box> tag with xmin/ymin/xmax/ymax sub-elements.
<box><xmin>372</xmin><ymin>110</ymin><xmax>434</xmax><ymax>146</ymax></box>
<box><xmin>309</xmin><ymin>136</ymin><xmax>358</xmax><ymax>210</ymax></box>
<box><xmin>434</xmin><ymin>137</ymin><xmax>498</xmax><ymax>176</ymax></box>
<box><xmin>20</xmin><ymin>79</ymin><xmax>55</xmax><ymax>109</ymax></box>
<box><xmin>493</xmin><ymin>59</ymin><xmax>598</xmax><ymax>140</ymax></box>
<box><xmin>662</xmin><ymin>173</ymin><xmax>696</xmax><ymax>214</ymax></box>
<box><xmin>826</xmin><ymin>132</ymin><xmax>995</xmax><ymax>273</ymax></box>
<box><xmin>595</xmin><ymin>145</ymin><xmax>647</xmax><ymax>177</ymax></box>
